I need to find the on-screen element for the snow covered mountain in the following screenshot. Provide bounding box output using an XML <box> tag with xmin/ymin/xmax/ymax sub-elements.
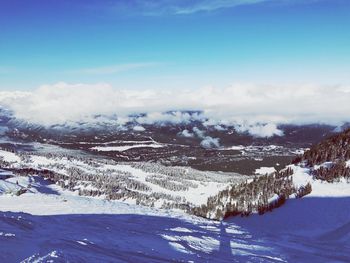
<box><xmin>1</xmin><ymin>113</ymin><xmax>350</xmax><ymax>261</ymax></box>
<box><xmin>0</xmin><ymin>143</ymin><xmax>320</xmax><ymax>221</ymax></box>
<box><xmin>1</xmin><ymin>151</ymin><xmax>350</xmax><ymax>262</ymax></box>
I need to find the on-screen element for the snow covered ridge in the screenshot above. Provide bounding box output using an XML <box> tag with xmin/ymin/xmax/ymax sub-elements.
<box><xmin>192</xmin><ymin>159</ymin><xmax>350</xmax><ymax>220</ymax></box>
<box><xmin>187</xmin><ymin>126</ymin><xmax>350</xmax><ymax>219</ymax></box>
<box><xmin>292</xmin><ymin>127</ymin><xmax>350</xmax><ymax>182</ymax></box>
<box><xmin>2</xmin><ymin>132</ymin><xmax>349</xmax><ymax>221</ymax></box>
<box><xmin>0</xmin><ymin>149</ymin><xmax>247</xmax><ymax>216</ymax></box>
<box><xmin>0</xmin><ymin>148</ymin><xmax>315</xmax><ymax>220</ymax></box>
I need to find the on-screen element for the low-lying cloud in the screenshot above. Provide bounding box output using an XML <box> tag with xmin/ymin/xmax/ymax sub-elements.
<box><xmin>1</xmin><ymin>82</ymin><xmax>350</xmax><ymax>137</ymax></box>
<box><xmin>178</xmin><ymin>127</ymin><xmax>221</xmax><ymax>148</ymax></box>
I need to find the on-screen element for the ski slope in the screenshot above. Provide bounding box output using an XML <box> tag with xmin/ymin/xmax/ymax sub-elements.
<box><xmin>1</xmin><ymin>165</ymin><xmax>350</xmax><ymax>262</ymax></box>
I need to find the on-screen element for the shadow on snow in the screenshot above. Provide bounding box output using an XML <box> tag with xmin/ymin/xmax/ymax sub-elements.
<box><xmin>1</xmin><ymin>197</ymin><xmax>350</xmax><ymax>262</ymax></box>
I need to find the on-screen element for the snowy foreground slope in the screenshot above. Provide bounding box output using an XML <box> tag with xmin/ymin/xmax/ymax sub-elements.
<box><xmin>0</xmin><ymin>179</ymin><xmax>283</xmax><ymax>263</ymax></box>
<box><xmin>1</xmin><ymin>165</ymin><xmax>350</xmax><ymax>262</ymax></box>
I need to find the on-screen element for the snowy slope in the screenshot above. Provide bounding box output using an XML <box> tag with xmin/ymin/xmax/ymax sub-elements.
<box><xmin>0</xmin><ymin>149</ymin><xmax>245</xmax><ymax>211</ymax></box>
<box><xmin>1</xmin><ymin>145</ymin><xmax>350</xmax><ymax>262</ymax></box>
<box><xmin>0</xmin><ymin>178</ymin><xmax>285</xmax><ymax>262</ymax></box>
<box><xmin>1</xmin><ymin>166</ymin><xmax>350</xmax><ymax>262</ymax></box>
<box><xmin>222</xmin><ymin>164</ymin><xmax>350</xmax><ymax>262</ymax></box>
<box><xmin>291</xmin><ymin>164</ymin><xmax>350</xmax><ymax>197</ymax></box>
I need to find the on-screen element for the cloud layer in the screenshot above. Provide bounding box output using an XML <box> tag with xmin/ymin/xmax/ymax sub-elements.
<box><xmin>1</xmin><ymin>82</ymin><xmax>350</xmax><ymax>137</ymax></box>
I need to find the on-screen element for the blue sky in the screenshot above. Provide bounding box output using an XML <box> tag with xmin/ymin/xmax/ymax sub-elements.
<box><xmin>0</xmin><ymin>0</ymin><xmax>349</xmax><ymax>90</ymax></box>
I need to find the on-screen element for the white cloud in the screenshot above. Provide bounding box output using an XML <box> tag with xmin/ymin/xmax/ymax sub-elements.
<box><xmin>178</xmin><ymin>129</ymin><xmax>195</xmax><ymax>138</ymax></box>
<box><xmin>193</xmin><ymin>127</ymin><xmax>206</xmax><ymax>138</ymax></box>
<box><xmin>133</xmin><ymin>125</ymin><xmax>146</xmax><ymax>132</ymax></box>
<box><xmin>191</xmin><ymin>127</ymin><xmax>221</xmax><ymax>148</ymax></box>
<box><xmin>214</xmin><ymin>125</ymin><xmax>226</xmax><ymax>131</ymax></box>
<box><xmin>200</xmin><ymin>136</ymin><xmax>220</xmax><ymax>149</ymax></box>
<box><xmin>137</xmin><ymin>111</ymin><xmax>203</xmax><ymax>125</ymax></box>
<box><xmin>235</xmin><ymin>123</ymin><xmax>284</xmax><ymax>137</ymax></box>
<box><xmin>1</xmin><ymin>82</ymin><xmax>350</xmax><ymax>137</ymax></box>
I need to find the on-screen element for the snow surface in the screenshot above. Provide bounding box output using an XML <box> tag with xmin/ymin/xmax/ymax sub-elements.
<box><xmin>76</xmin><ymin>139</ymin><xmax>156</xmax><ymax>145</ymax></box>
<box><xmin>0</xmin><ymin>150</ymin><xmax>21</xmax><ymax>163</ymax></box>
<box><xmin>1</xmin><ymin>150</ymin><xmax>350</xmax><ymax>262</ymax></box>
<box><xmin>90</xmin><ymin>143</ymin><xmax>164</xmax><ymax>152</ymax></box>
<box><xmin>220</xmin><ymin>145</ymin><xmax>304</xmax><ymax>157</ymax></box>
<box><xmin>291</xmin><ymin>164</ymin><xmax>350</xmax><ymax>197</ymax></box>
<box><xmin>0</xmin><ymin>177</ymin><xmax>287</xmax><ymax>262</ymax></box>
<box><xmin>1</xmin><ymin>164</ymin><xmax>350</xmax><ymax>262</ymax></box>
<box><xmin>1</xmin><ymin>171</ymin><xmax>349</xmax><ymax>262</ymax></box>
<box><xmin>255</xmin><ymin>167</ymin><xmax>276</xmax><ymax>175</ymax></box>
<box><xmin>346</xmin><ymin>160</ymin><xmax>350</xmax><ymax>168</ymax></box>
<box><xmin>0</xmin><ymin>149</ymin><xmax>239</xmax><ymax>208</ymax></box>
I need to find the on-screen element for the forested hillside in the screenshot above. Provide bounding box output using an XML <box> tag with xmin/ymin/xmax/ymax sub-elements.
<box><xmin>294</xmin><ymin>128</ymin><xmax>350</xmax><ymax>182</ymax></box>
<box><xmin>199</xmin><ymin>128</ymin><xmax>350</xmax><ymax>220</ymax></box>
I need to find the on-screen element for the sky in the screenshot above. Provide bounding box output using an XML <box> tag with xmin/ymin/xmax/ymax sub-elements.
<box><xmin>0</xmin><ymin>0</ymin><xmax>349</xmax><ymax>91</ymax></box>
<box><xmin>1</xmin><ymin>0</ymin><xmax>350</xmax><ymax>135</ymax></box>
